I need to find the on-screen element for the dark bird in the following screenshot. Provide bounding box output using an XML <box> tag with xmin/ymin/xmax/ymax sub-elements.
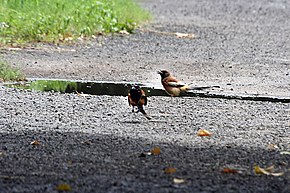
<box><xmin>128</xmin><ymin>85</ymin><xmax>151</xmax><ymax>120</ymax></box>
<box><xmin>157</xmin><ymin>70</ymin><xmax>191</xmax><ymax>96</ymax></box>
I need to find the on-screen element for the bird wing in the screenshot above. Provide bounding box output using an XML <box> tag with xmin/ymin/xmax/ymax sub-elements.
<box><xmin>167</xmin><ymin>81</ymin><xmax>187</xmax><ymax>87</ymax></box>
<box><xmin>140</xmin><ymin>95</ymin><xmax>147</xmax><ymax>106</ymax></box>
<box><xmin>140</xmin><ymin>89</ymin><xmax>148</xmax><ymax>106</ymax></box>
<box><xmin>163</xmin><ymin>76</ymin><xmax>186</xmax><ymax>88</ymax></box>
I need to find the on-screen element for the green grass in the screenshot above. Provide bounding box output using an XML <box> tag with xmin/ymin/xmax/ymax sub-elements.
<box><xmin>0</xmin><ymin>0</ymin><xmax>150</xmax><ymax>45</ymax></box>
<box><xmin>0</xmin><ymin>60</ymin><xmax>26</xmax><ymax>81</ymax></box>
<box><xmin>30</xmin><ymin>80</ymin><xmax>78</xmax><ymax>92</ymax></box>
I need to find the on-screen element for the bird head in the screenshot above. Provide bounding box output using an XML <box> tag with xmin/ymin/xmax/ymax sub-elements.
<box><xmin>129</xmin><ymin>85</ymin><xmax>143</xmax><ymax>99</ymax></box>
<box><xmin>157</xmin><ymin>70</ymin><xmax>170</xmax><ymax>79</ymax></box>
<box><xmin>131</xmin><ymin>85</ymin><xmax>141</xmax><ymax>90</ymax></box>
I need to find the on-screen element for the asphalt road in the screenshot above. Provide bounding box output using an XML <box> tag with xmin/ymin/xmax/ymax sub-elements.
<box><xmin>1</xmin><ymin>0</ymin><xmax>290</xmax><ymax>192</ymax></box>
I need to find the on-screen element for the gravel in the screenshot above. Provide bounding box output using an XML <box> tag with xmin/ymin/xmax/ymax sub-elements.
<box><xmin>1</xmin><ymin>0</ymin><xmax>290</xmax><ymax>192</ymax></box>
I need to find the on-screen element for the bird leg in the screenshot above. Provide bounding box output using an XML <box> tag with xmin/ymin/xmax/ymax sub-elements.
<box><xmin>138</xmin><ymin>105</ymin><xmax>151</xmax><ymax>120</ymax></box>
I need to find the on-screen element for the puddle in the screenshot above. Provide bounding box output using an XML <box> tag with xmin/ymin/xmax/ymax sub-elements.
<box><xmin>3</xmin><ymin>78</ymin><xmax>166</xmax><ymax>96</ymax></box>
<box><xmin>3</xmin><ymin>78</ymin><xmax>290</xmax><ymax>103</ymax></box>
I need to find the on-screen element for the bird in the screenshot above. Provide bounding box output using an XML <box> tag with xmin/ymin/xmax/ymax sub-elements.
<box><xmin>157</xmin><ymin>70</ymin><xmax>191</xmax><ymax>96</ymax></box>
<box><xmin>128</xmin><ymin>85</ymin><xmax>151</xmax><ymax>120</ymax></box>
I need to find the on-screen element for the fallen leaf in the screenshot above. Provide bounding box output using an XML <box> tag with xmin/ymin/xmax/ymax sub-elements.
<box><xmin>76</xmin><ymin>91</ymin><xmax>91</xmax><ymax>97</ymax></box>
<box><xmin>142</xmin><ymin>147</ymin><xmax>161</xmax><ymax>156</ymax></box>
<box><xmin>175</xmin><ymin>32</ymin><xmax>195</xmax><ymax>38</ymax></box>
<box><xmin>150</xmin><ymin>147</ymin><xmax>161</xmax><ymax>155</ymax></box>
<box><xmin>8</xmin><ymin>47</ymin><xmax>22</xmax><ymax>51</ymax></box>
<box><xmin>254</xmin><ymin>165</ymin><xmax>271</xmax><ymax>175</ymax></box>
<box><xmin>173</xmin><ymin>178</ymin><xmax>185</xmax><ymax>184</ymax></box>
<box><xmin>269</xmin><ymin>172</ymin><xmax>285</xmax><ymax>177</ymax></box>
<box><xmin>81</xmin><ymin>140</ymin><xmax>92</xmax><ymax>145</ymax></box>
<box><xmin>221</xmin><ymin>167</ymin><xmax>240</xmax><ymax>174</ymax></box>
<box><xmin>197</xmin><ymin>129</ymin><xmax>212</xmax><ymax>137</ymax></box>
<box><xmin>56</xmin><ymin>183</ymin><xmax>72</xmax><ymax>191</ymax></box>
<box><xmin>30</xmin><ymin>140</ymin><xmax>41</xmax><ymax>145</ymax></box>
<box><xmin>254</xmin><ymin>165</ymin><xmax>284</xmax><ymax>176</ymax></box>
<box><xmin>164</xmin><ymin>167</ymin><xmax>177</xmax><ymax>174</ymax></box>
<box><xmin>280</xmin><ymin>151</ymin><xmax>290</xmax><ymax>155</ymax></box>
<box><xmin>267</xmin><ymin>144</ymin><xmax>279</xmax><ymax>150</ymax></box>
<box><xmin>64</xmin><ymin>37</ymin><xmax>73</xmax><ymax>41</ymax></box>
<box><xmin>119</xmin><ymin>30</ymin><xmax>130</xmax><ymax>35</ymax></box>
<box><xmin>265</xmin><ymin>165</ymin><xmax>275</xmax><ymax>172</ymax></box>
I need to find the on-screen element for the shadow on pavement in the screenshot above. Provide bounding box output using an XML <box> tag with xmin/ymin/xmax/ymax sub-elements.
<box><xmin>0</xmin><ymin>129</ymin><xmax>289</xmax><ymax>193</ymax></box>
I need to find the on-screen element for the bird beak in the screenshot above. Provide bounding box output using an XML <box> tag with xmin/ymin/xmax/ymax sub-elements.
<box><xmin>157</xmin><ymin>70</ymin><xmax>162</xmax><ymax>75</ymax></box>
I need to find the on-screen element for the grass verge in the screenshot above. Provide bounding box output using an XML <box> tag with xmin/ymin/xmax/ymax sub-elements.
<box><xmin>0</xmin><ymin>60</ymin><xmax>26</xmax><ymax>82</ymax></box>
<box><xmin>0</xmin><ymin>0</ymin><xmax>150</xmax><ymax>45</ymax></box>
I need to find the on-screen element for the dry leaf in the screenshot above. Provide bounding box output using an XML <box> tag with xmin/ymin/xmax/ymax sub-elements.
<box><xmin>30</xmin><ymin>140</ymin><xmax>41</xmax><ymax>145</ymax></box>
<box><xmin>164</xmin><ymin>167</ymin><xmax>177</xmax><ymax>174</ymax></box>
<box><xmin>175</xmin><ymin>32</ymin><xmax>195</xmax><ymax>38</ymax></box>
<box><xmin>150</xmin><ymin>147</ymin><xmax>161</xmax><ymax>155</ymax></box>
<box><xmin>143</xmin><ymin>147</ymin><xmax>161</xmax><ymax>156</ymax></box>
<box><xmin>56</xmin><ymin>183</ymin><xmax>72</xmax><ymax>191</ymax></box>
<box><xmin>280</xmin><ymin>151</ymin><xmax>290</xmax><ymax>155</ymax></box>
<box><xmin>76</xmin><ymin>91</ymin><xmax>90</xmax><ymax>97</ymax></box>
<box><xmin>173</xmin><ymin>178</ymin><xmax>185</xmax><ymax>184</ymax></box>
<box><xmin>119</xmin><ymin>30</ymin><xmax>130</xmax><ymax>35</ymax></box>
<box><xmin>254</xmin><ymin>165</ymin><xmax>271</xmax><ymax>175</ymax></box>
<box><xmin>197</xmin><ymin>129</ymin><xmax>212</xmax><ymax>137</ymax></box>
<box><xmin>64</xmin><ymin>37</ymin><xmax>73</xmax><ymax>41</ymax></box>
<box><xmin>265</xmin><ymin>165</ymin><xmax>275</xmax><ymax>172</ymax></box>
<box><xmin>267</xmin><ymin>144</ymin><xmax>279</xmax><ymax>150</ymax></box>
<box><xmin>221</xmin><ymin>167</ymin><xmax>240</xmax><ymax>174</ymax></box>
<box><xmin>254</xmin><ymin>165</ymin><xmax>284</xmax><ymax>176</ymax></box>
<box><xmin>81</xmin><ymin>140</ymin><xmax>92</xmax><ymax>145</ymax></box>
<box><xmin>270</xmin><ymin>172</ymin><xmax>285</xmax><ymax>177</ymax></box>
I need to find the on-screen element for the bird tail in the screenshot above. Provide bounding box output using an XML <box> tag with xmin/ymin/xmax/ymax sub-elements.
<box><xmin>137</xmin><ymin>105</ymin><xmax>151</xmax><ymax>120</ymax></box>
<box><xmin>185</xmin><ymin>85</ymin><xmax>221</xmax><ymax>92</ymax></box>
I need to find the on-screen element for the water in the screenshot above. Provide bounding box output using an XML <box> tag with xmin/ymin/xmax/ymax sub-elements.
<box><xmin>3</xmin><ymin>78</ymin><xmax>290</xmax><ymax>103</ymax></box>
<box><xmin>4</xmin><ymin>78</ymin><xmax>166</xmax><ymax>96</ymax></box>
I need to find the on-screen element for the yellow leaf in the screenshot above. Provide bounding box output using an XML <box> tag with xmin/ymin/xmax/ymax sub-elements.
<box><xmin>254</xmin><ymin>165</ymin><xmax>270</xmax><ymax>175</ymax></box>
<box><xmin>164</xmin><ymin>167</ymin><xmax>177</xmax><ymax>174</ymax></box>
<box><xmin>30</xmin><ymin>140</ymin><xmax>41</xmax><ymax>145</ymax></box>
<box><xmin>197</xmin><ymin>129</ymin><xmax>212</xmax><ymax>137</ymax></box>
<box><xmin>254</xmin><ymin>165</ymin><xmax>284</xmax><ymax>176</ymax></box>
<box><xmin>56</xmin><ymin>183</ymin><xmax>72</xmax><ymax>191</ymax></box>
<box><xmin>150</xmin><ymin>147</ymin><xmax>161</xmax><ymax>155</ymax></box>
<box><xmin>173</xmin><ymin>178</ymin><xmax>185</xmax><ymax>184</ymax></box>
